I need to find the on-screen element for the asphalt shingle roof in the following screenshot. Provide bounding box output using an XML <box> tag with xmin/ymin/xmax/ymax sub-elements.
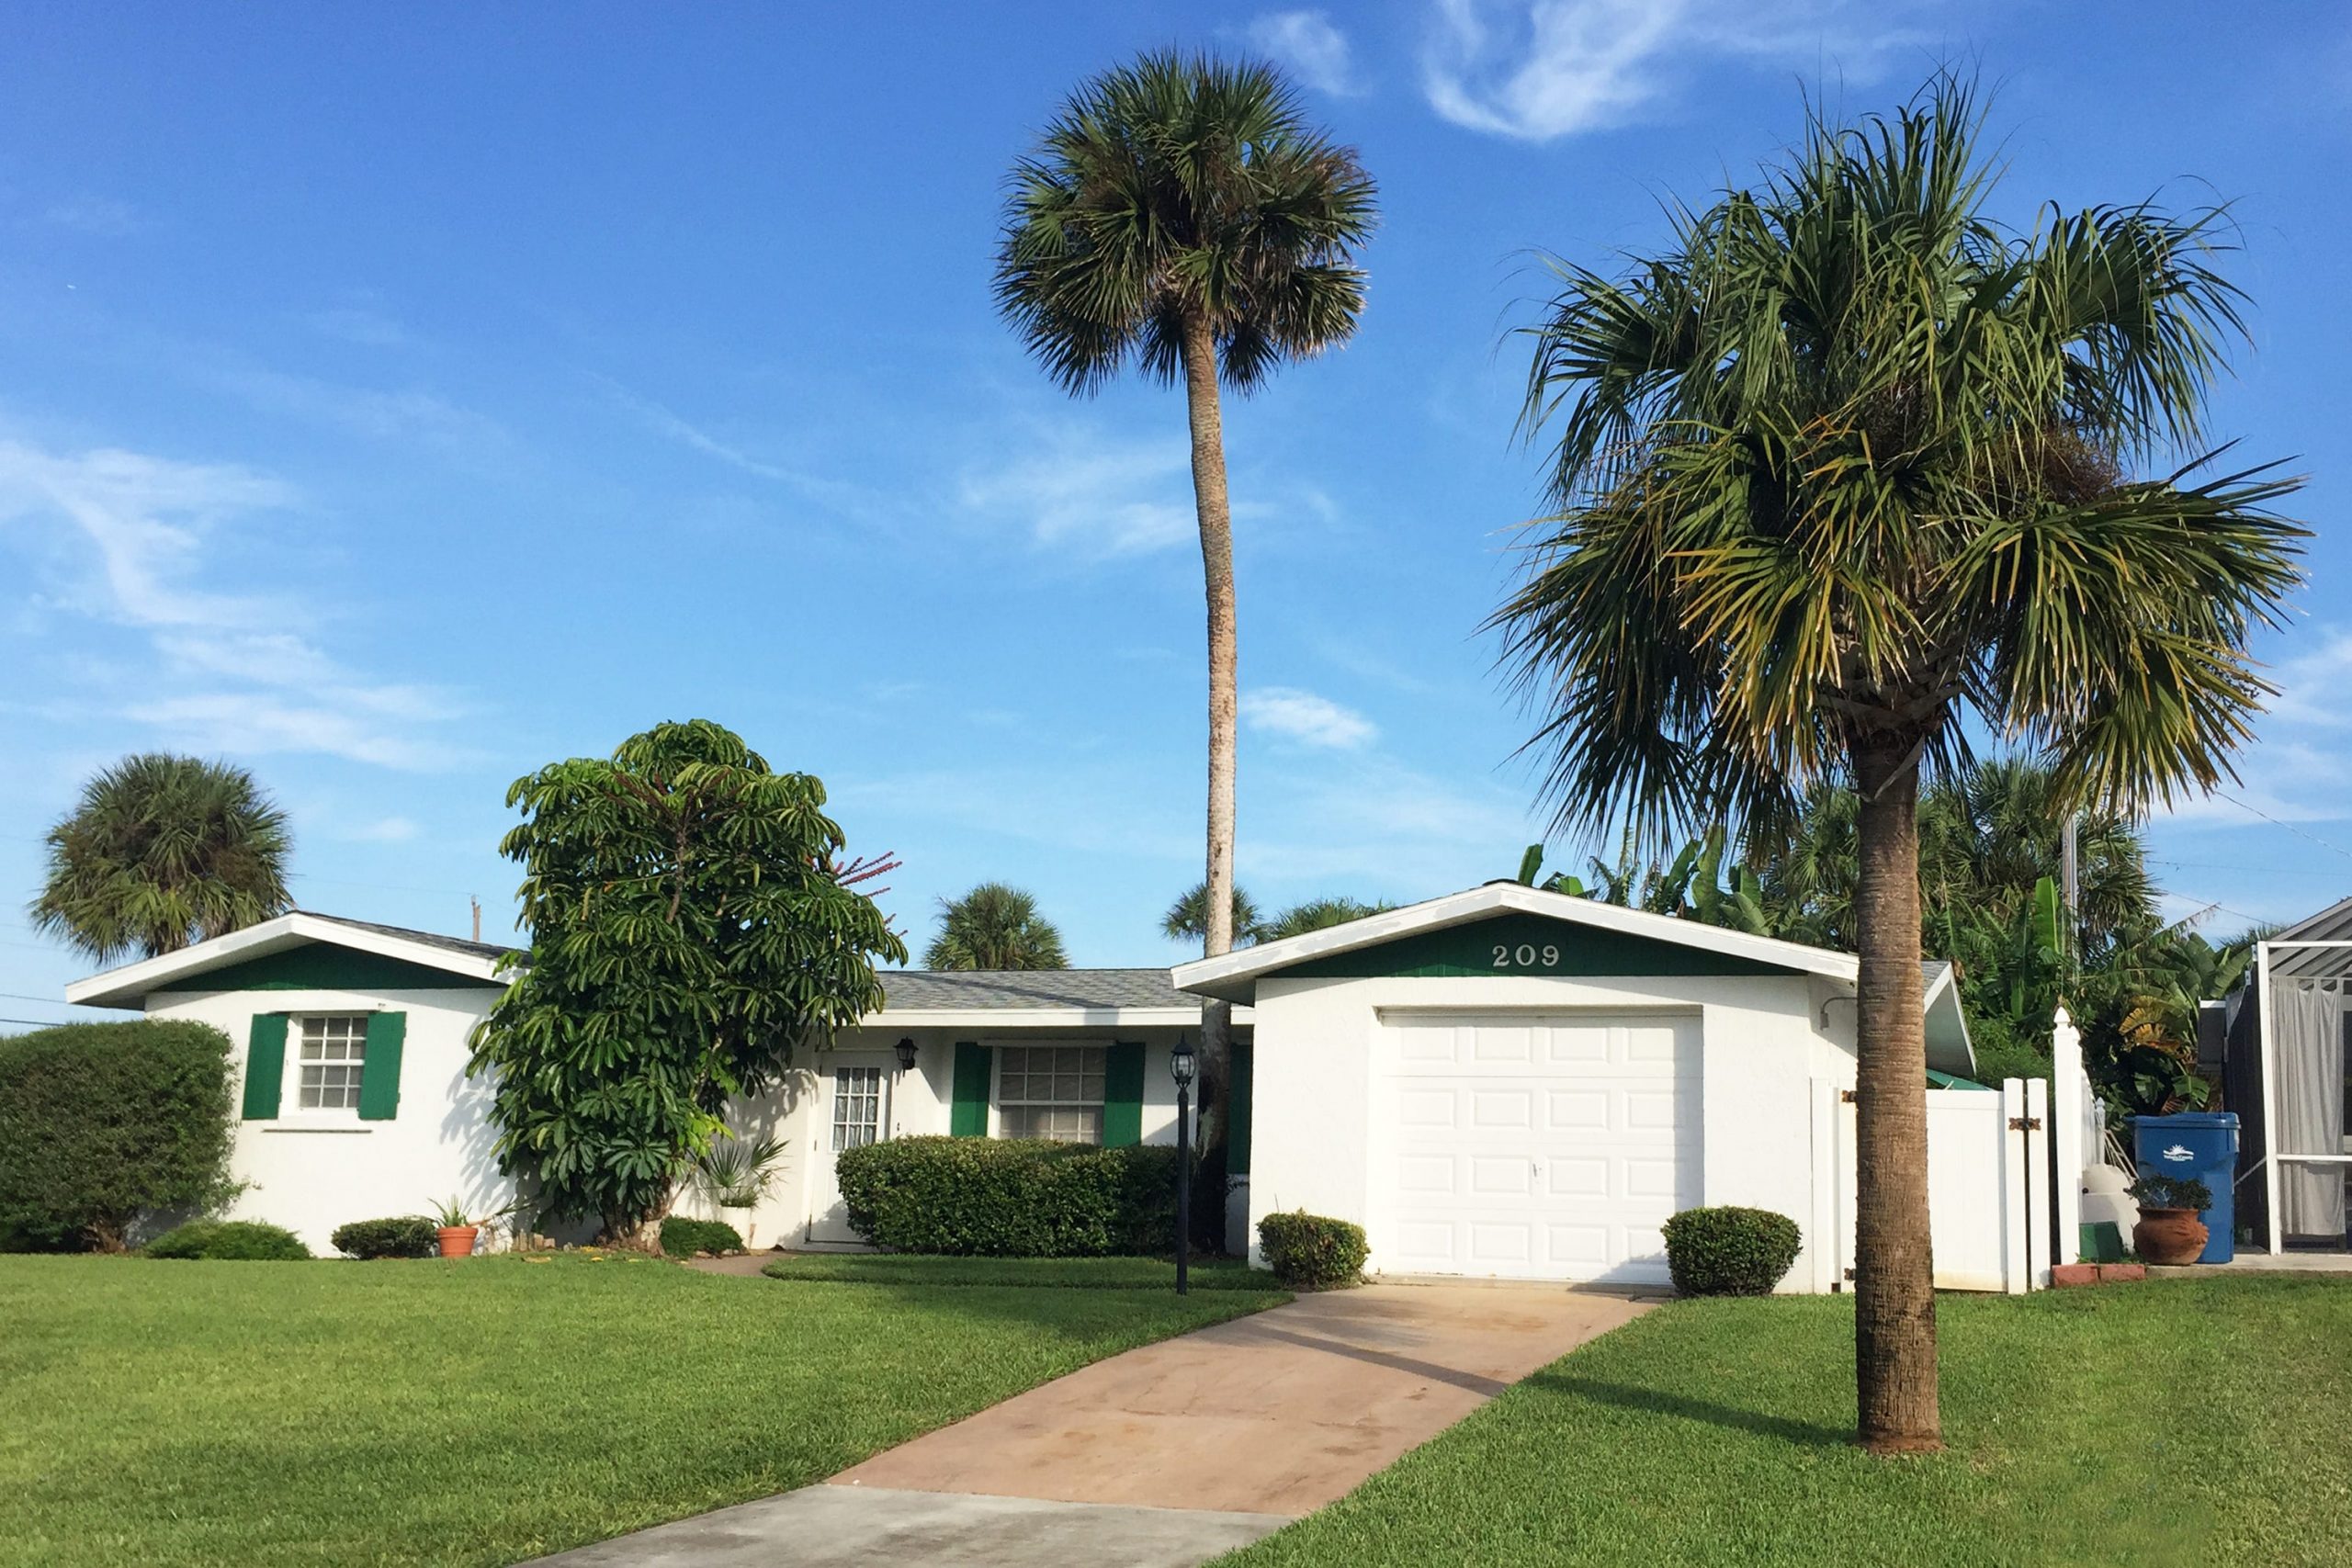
<box><xmin>300</xmin><ymin>911</ymin><xmax>515</xmax><ymax>964</ymax></box>
<box><xmin>879</xmin><ymin>968</ymin><xmax>1197</xmax><ymax>1011</ymax></box>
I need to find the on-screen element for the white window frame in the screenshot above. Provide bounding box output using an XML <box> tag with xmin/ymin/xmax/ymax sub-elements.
<box><xmin>991</xmin><ymin>1042</ymin><xmax>1109</xmax><ymax>1145</ymax></box>
<box><xmin>829</xmin><ymin>1064</ymin><xmax>889</xmax><ymax>1155</ymax></box>
<box><xmin>288</xmin><ymin>1012</ymin><xmax>372</xmax><ymax>1119</ymax></box>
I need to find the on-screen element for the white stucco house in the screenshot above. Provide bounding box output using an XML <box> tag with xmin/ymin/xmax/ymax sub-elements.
<box><xmin>67</xmin><ymin>884</ymin><xmax>1977</xmax><ymax>1290</ymax></box>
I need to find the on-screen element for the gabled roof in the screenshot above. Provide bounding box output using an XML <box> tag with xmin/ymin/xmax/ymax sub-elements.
<box><xmin>1172</xmin><ymin>882</ymin><xmax>1974</xmax><ymax>1073</ymax></box>
<box><xmin>2263</xmin><ymin>893</ymin><xmax>2352</xmax><ymax>980</ymax></box>
<box><xmin>66</xmin><ymin>911</ymin><xmax>513</xmax><ymax>1009</ymax></box>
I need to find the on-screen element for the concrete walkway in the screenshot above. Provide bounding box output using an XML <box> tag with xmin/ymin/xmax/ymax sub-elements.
<box><xmin>540</xmin><ymin>1281</ymin><xmax>1649</xmax><ymax>1565</ymax></box>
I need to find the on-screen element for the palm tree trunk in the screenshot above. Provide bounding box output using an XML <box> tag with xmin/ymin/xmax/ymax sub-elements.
<box><xmin>1851</xmin><ymin>736</ymin><xmax>1942</xmax><ymax>1453</ymax></box>
<box><xmin>1179</xmin><ymin>310</ymin><xmax>1238</xmax><ymax>1157</ymax></box>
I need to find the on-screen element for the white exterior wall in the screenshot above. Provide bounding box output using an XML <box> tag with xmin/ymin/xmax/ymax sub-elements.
<box><xmin>1246</xmin><ymin>970</ymin><xmax>1851</xmax><ymax>1289</ymax></box>
<box><xmin>148</xmin><ymin>987</ymin><xmax>511</xmax><ymax>1254</ymax></box>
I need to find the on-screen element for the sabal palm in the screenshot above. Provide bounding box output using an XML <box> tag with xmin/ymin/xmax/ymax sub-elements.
<box><xmin>923</xmin><ymin>883</ymin><xmax>1069</xmax><ymax>971</ymax></box>
<box><xmin>1160</xmin><ymin>880</ymin><xmax>1267</xmax><ymax>948</ymax></box>
<box><xmin>997</xmin><ymin>50</ymin><xmax>1375</xmax><ymax>1139</ymax></box>
<box><xmin>32</xmin><ymin>753</ymin><xmax>292</xmax><ymax>964</ymax></box>
<box><xmin>1494</xmin><ymin>80</ymin><xmax>2303</xmax><ymax>1450</ymax></box>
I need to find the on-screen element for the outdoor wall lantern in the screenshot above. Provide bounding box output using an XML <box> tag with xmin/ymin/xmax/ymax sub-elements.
<box><xmin>893</xmin><ymin>1037</ymin><xmax>918</xmax><ymax>1073</ymax></box>
<box><xmin>1170</xmin><ymin>1036</ymin><xmax>1196</xmax><ymax>1295</ymax></box>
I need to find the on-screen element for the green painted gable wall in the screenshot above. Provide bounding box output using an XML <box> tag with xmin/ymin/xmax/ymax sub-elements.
<box><xmin>1273</xmin><ymin>912</ymin><xmax>1800</xmax><ymax>981</ymax></box>
<box><xmin>153</xmin><ymin>943</ymin><xmax>503</xmax><ymax>998</ymax></box>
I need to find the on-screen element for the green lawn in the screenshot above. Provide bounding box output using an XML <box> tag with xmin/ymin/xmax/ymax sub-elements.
<box><xmin>0</xmin><ymin>1253</ymin><xmax>1282</xmax><ymax>1567</ymax></box>
<box><xmin>759</xmin><ymin>1251</ymin><xmax>1274</xmax><ymax>1290</ymax></box>
<box><xmin>1219</xmin><ymin>1276</ymin><xmax>2352</xmax><ymax>1568</ymax></box>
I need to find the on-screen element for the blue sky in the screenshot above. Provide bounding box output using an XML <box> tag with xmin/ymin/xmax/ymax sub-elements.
<box><xmin>3</xmin><ymin>2</ymin><xmax>2347</xmax><ymax>1021</ymax></box>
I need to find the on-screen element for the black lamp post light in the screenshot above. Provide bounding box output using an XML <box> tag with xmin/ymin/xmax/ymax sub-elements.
<box><xmin>1170</xmin><ymin>1036</ymin><xmax>1195</xmax><ymax>1296</ymax></box>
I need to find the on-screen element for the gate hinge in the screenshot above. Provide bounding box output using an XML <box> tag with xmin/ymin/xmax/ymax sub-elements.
<box><xmin>2009</xmin><ymin>1116</ymin><xmax>2042</xmax><ymax>1132</ymax></box>
<box><xmin>1839</xmin><ymin>1089</ymin><xmax>1859</xmax><ymax>1103</ymax></box>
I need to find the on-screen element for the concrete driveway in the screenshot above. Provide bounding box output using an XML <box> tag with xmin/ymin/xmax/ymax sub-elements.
<box><xmin>539</xmin><ymin>1281</ymin><xmax>1651</xmax><ymax>1566</ymax></box>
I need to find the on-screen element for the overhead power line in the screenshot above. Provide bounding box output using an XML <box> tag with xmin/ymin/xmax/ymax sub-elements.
<box><xmin>2214</xmin><ymin>792</ymin><xmax>2352</xmax><ymax>865</ymax></box>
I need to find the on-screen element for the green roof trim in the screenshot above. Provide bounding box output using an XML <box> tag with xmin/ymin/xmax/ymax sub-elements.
<box><xmin>1272</xmin><ymin>912</ymin><xmax>1801</xmax><ymax>982</ymax></box>
<box><xmin>1927</xmin><ymin>1068</ymin><xmax>1996</xmax><ymax>1092</ymax></box>
<box><xmin>153</xmin><ymin>943</ymin><xmax>503</xmax><ymax>996</ymax></box>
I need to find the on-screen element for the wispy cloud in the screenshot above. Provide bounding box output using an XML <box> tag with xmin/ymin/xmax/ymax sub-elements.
<box><xmin>1243</xmin><ymin>686</ymin><xmax>1378</xmax><ymax>750</ymax></box>
<box><xmin>41</xmin><ymin>196</ymin><xmax>141</xmax><ymax>236</ymax></box>
<box><xmin>1248</xmin><ymin>11</ymin><xmax>1363</xmax><ymax>96</ymax></box>
<box><xmin>213</xmin><ymin>367</ymin><xmax>502</xmax><ymax>448</ymax></box>
<box><xmin>346</xmin><ymin>815</ymin><xmax>423</xmax><ymax>842</ymax></box>
<box><xmin>958</xmin><ymin>428</ymin><xmax>1197</xmax><ymax>558</ymax></box>
<box><xmin>1423</xmin><ymin>0</ymin><xmax>1932</xmax><ymax>141</ymax></box>
<box><xmin>0</xmin><ymin>436</ymin><xmax>467</xmax><ymax>769</ymax></box>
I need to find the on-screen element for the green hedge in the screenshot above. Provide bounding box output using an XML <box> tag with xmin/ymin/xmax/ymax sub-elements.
<box><xmin>659</xmin><ymin>1216</ymin><xmax>744</xmax><ymax>1258</ymax></box>
<box><xmin>833</xmin><ymin>1136</ymin><xmax>1181</xmax><ymax>1257</ymax></box>
<box><xmin>1660</xmin><ymin>1206</ymin><xmax>1803</xmax><ymax>1296</ymax></box>
<box><xmin>0</xmin><ymin>1020</ymin><xmax>237</xmax><ymax>1252</ymax></box>
<box><xmin>331</xmin><ymin>1215</ymin><xmax>441</xmax><ymax>1260</ymax></box>
<box><xmin>146</xmin><ymin>1220</ymin><xmax>311</xmax><ymax>1260</ymax></box>
<box><xmin>1257</xmin><ymin>1211</ymin><xmax>1368</xmax><ymax>1290</ymax></box>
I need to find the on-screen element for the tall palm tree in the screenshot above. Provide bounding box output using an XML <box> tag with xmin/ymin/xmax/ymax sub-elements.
<box><xmin>1492</xmin><ymin>79</ymin><xmax>2303</xmax><ymax>1451</ymax></box>
<box><xmin>996</xmin><ymin>50</ymin><xmax>1376</xmax><ymax>1142</ymax></box>
<box><xmin>31</xmin><ymin>753</ymin><xmax>292</xmax><ymax>964</ymax></box>
<box><xmin>923</xmin><ymin>883</ymin><xmax>1069</xmax><ymax>971</ymax></box>
<box><xmin>1261</xmin><ymin>896</ymin><xmax>1393</xmax><ymax>941</ymax></box>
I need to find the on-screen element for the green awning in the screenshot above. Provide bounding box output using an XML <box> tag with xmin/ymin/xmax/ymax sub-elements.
<box><xmin>1927</xmin><ymin>1068</ymin><xmax>1995</xmax><ymax>1091</ymax></box>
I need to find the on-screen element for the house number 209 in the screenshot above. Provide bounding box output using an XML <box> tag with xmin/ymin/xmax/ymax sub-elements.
<box><xmin>1492</xmin><ymin>943</ymin><xmax>1561</xmax><ymax>969</ymax></box>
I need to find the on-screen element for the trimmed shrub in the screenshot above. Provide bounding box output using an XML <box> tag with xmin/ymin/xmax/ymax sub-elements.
<box><xmin>0</xmin><ymin>1020</ymin><xmax>238</xmax><ymax>1252</ymax></box>
<box><xmin>834</xmin><ymin>1136</ymin><xmax>1182</xmax><ymax>1257</ymax></box>
<box><xmin>331</xmin><ymin>1215</ymin><xmax>441</xmax><ymax>1260</ymax></box>
<box><xmin>658</xmin><ymin>1216</ymin><xmax>744</xmax><ymax>1258</ymax></box>
<box><xmin>1257</xmin><ymin>1211</ymin><xmax>1368</xmax><ymax>1291</ymax></box>
<box><xmin>1660</xmin><ymin>1206</ymin><xmax>1803</xmax><ymax>1296</ymax></box>
<box><xmin>145</xmin><ymin>1220</ymin><xmax>311</xmax><ymax>1260</ymax></box>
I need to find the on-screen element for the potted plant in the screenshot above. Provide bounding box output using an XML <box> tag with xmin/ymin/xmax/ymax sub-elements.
<box><xmin>429</xmin><ymin>1195</ymin><xmax>482</xmax><ymax>1258</ymax></box>
<box><xmin>2126</xmin><ymin>1174</ymin><xmax>2213</xmax><ymax>1266</ymax></box>
<box><xmin>692</xmin><ymin>1130</ymin><xmax>786</xmax><ymax>1247</ymax></box>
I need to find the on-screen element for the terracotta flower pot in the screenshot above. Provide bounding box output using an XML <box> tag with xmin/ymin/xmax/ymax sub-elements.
<box><xmin>435</xmin><ymin>1225</ymin><xmax>481</xmax><ymax>1258</ymax></box>
<box><xmin>2132</xmin><ymin>1207</ymin><xmax>2208</xmax><ymax>1267</ymax></box>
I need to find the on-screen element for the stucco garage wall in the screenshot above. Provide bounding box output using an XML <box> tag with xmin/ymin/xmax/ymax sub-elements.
<box><xmin>1245</xmin><ymin>972</ymin><xmax>1844</xmax><ymax>1287</ymax></box>
<box><xmin>147</xmin><ymin>987</ymin><xmax>510</xmax><ymax>1254</ymax></box>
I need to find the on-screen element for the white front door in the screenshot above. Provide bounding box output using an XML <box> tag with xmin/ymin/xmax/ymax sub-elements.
<box><xmin>807</xmin><ymin>1061</ymin><xmax>890</xmax><ymax>1246</ymax></box>
<box><xmin>1377</xmin><ymin>1011</ymin><xmax>1700</xmax><ymax>1284</ymax></box>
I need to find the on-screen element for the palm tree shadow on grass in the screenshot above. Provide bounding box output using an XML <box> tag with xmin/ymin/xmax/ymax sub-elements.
<box><xmin>1528</xmin><ymin>1370</ymin><xmax>1853</xmax><ymax>1449</ymax></box>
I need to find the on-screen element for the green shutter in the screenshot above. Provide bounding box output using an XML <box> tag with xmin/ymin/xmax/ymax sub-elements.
<box><xmin>949</xmin><ymin>1043</ymin><xmax>991</xmax><ymax>1137</ymax></box>
<box><xmin>241</xmin><ymin>1013</ymin><xmax>288</xmax><ymax>1121</ymax></box>
<box><xmin>1102</xmin><ymin>1042</ymin><xmax>1145</xmax><ymax>1147</ymax></box>
<box><xmin>357</xmin><ymin>1011</ymin><xmax>407</xmax><ymax>1121</ymax></box>
<box><xmin>1227</xmin><ymin>1040</ymin><xmax>1253</xmax><ymax>1176</ymax></box>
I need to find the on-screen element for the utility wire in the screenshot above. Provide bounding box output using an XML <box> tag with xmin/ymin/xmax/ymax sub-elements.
<box><xmin>2214</xmin><ymin>792</ymin><xmax>2352</xmax><ymax>864</ymax></box>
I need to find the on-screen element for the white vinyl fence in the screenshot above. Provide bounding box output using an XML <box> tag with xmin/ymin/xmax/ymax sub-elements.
<box><xmin>1822</xmin><ymin>1014</ymin><xmax>2094</xmax><ymax>1295</ymax></box>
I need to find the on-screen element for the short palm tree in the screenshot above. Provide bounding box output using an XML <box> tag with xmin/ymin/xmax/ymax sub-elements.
<box><xmin>996</xmin><ymin>49</ymin><xmax>1376</xmax><ymax>1139</ymax></box>
<box><xmin>1492</xmin><ymin>79</ymin><xmax>2303</xmax><ymax>1451</ymax></box>
<box><xmin>31</xmin><ymin>753</ymin><xmax>292</xmax><ymax>964</ymax></box>
<box><xmin>1261</xmin><ymin>896</ymin><xmax>1393</xmax><ymax>941</ymax></box>
<box><xmin>923</xmin><ymin>883</ymin><xmax>1069</xmax><ymax>971</ymax></box>
<box><xmin>1160</xmin><ymin>880</ymin><xmax>1267</xmax><ymax>948</ymax></box>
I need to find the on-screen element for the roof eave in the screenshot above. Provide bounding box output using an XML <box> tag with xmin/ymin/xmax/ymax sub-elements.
<box><xmin>65</xmin><ymin>912</ymin><xmax>509</xmax><ymax>1010</ymax></box>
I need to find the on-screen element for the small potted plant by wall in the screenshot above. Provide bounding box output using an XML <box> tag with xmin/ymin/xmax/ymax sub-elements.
<box><xmin>429</xmin><ymin>1195</ymin><xmax>482</xmax><ymax>1258</ymax></box>
<box><xmin>2126</xmin><ymin>1174</ymin><xmax>2213</xmax><ymax>1266</ymax></box>
<box><xmin>692</xmin><ymin>1130</ymin><xmax>786</xmax><ymax>1247</ymax></box>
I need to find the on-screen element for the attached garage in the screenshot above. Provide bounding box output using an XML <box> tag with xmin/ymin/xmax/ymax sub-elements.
<box><xmin>1173</xmin><ymin>883</ymin><xmax>1977</xmax><ymax>1291</ymax></box>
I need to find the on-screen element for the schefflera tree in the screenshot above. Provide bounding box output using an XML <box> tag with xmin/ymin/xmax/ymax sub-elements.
<box><xmin>469</xmin><ymin>720</ymin><xmax>906</xmax><ymax>1247</ymax></box>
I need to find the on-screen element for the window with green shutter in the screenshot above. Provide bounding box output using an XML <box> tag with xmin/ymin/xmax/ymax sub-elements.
<box><xmin>949</xmin><ymin>1042</ymin><xmax>991</xmax><ymax>1137</ymax></box>
<box><xmin>1102</xmin><ymin>1042</ymin><xmax>1145</xmax><ymax>1146</ymax></box>
<box><xmin>356</xmin><ymin>1011</ymin><xmax>406</xmax><ymax>1121</ymax></box>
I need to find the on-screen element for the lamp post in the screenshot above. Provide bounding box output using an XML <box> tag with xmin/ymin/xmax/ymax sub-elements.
<box><xmin>1170</xmin><ymin>1036</ymin><xmax>1195</xmax><ymax>1296</ymax></box>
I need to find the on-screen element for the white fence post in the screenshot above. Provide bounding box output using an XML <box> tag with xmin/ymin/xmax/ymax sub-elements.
<box><xmin>2000</xmin><ymin>1078</ymin><xmax>2031</xmax><ymax>1293</ymax></box>
<box><xmin>2025</xmin><ymin>1078</ymin><xmax>2052</xmax><ymax>1288</ymax></box>
<box><xmin>2051</xmin><ymin>1006</ymin><xmax>2086</xmax><ymax>1269</ymax></box>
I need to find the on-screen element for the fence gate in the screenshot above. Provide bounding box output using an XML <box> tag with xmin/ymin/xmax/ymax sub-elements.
<box><xmin>1830</xmin><ymin>1078</ymin><xmax>2053</xmax><ymax>1293</ymax></box>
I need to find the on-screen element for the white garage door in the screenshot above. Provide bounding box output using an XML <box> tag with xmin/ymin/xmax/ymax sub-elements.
<box><xmin>1379</xmin><ymin>1012</ymin><xmax>1700</xmax><ymax>1284</ymax></box>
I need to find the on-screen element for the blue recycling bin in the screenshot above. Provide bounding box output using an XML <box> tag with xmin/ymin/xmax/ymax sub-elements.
<box><xmin>2132</xmin><ymin>1111</ymin><xmax>2238</xmax><ymax>1264</ymax></box>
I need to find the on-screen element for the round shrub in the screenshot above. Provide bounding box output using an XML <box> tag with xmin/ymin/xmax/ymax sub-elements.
<box><xmin>331</xmin><ymin>1216</ymin><xmax>442</xmax><ymax>1260</ymax></box>
<box><xmin>1257</xmin><ymin>1211</ymin><xmax>1368</xmax><ymax>1290</ymax></box>
<box><xmin>658</xmin><ymin>1216</ymin><xmax>744</xmax><ymax>1258</ymax></box>
<box><xmin>0</xmin><ymin>1020</ymin><xmax>237</xmax><ymax>1252</ymax></box>
<box><xmin>834</xmin><ymin>1136</ymin><xmax>1181</xmax><ymax>1257</ymax></box>
<box><xmin>1660</xmin><ymin>1206</ymin><xmax>1802</xmax><ymax>1296</ymax></box>
<box><xmin>145</xmin><ymin>1220</ymin><xmax>311</xmax><ymax>1260</ymax></box>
